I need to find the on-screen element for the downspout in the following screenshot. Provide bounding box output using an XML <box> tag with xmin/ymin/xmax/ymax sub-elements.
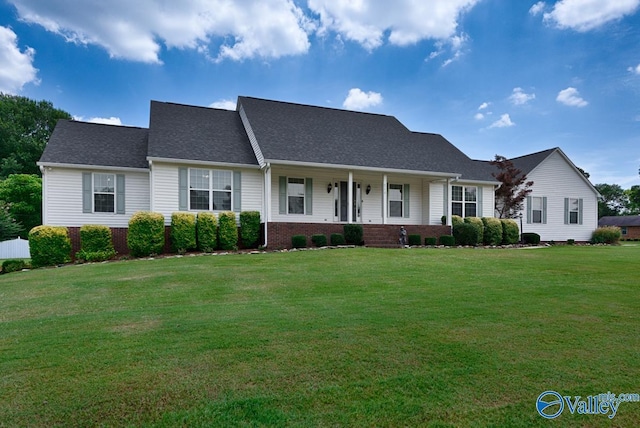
<box><xmin>262</xmin><ymin>163</ymin><xmax>271</xmax><ymax>248</ymax></box>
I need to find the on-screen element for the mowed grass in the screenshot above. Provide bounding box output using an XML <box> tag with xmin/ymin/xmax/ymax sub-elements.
<box><xmin>1</xmin><ymin>246</ymin><xmax>639</xmax><ymax>427</ymax></box>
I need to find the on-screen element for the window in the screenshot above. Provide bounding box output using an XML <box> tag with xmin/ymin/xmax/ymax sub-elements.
<box><xmin>568</xmin><ymin>198</ymin><xmax>579</xmax><ymax>224</ymax></box>
<box><xmin>93</xmin><ymin>173</ymin><xmax>115</xmax><ymax>213</ymax></box>
<box><xmin>621</xmin><ymin>226</ymin><xmax>628</xmax><ymax>236</ymax></box>
<box><xmin>531</xmin><ymin>197</ymin><xmax>543</xmax><ymax>223</ymax></box>
<box><xmin>452</xmin><ymin>185</ymin><xmax>477</xmax><ymax>217</ymax></box>
<box><xmin>287</xmin><ymin>178</ymin><xmax>305</xmax><ymax>214</ymax></box>
<box><xmin>388</xmin><ymin>184</ymin><xmax>403</xmax><ymax>217</ymax></box>
<box><xmin>188</xmin><ymin>168</ymin><xmax>232</xmax><ymax>211</ymax></box>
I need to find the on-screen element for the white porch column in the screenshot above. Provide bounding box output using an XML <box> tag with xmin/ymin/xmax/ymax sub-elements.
<box><xmin>444</xmin><ymin>178</ymin><xmax>451</xmax><ymax>226</ymax></box>
<box><xmin>264</xmin><ymin>165</ymin><xmax>272</xmax><ymax>222</ymax></box>
<box><xmin>382</xmin><ymin>174</ymin><xmax>388</xmax><ymax>225</ymax></box>
<box><xmin>347</xmin><ymin>171</ymin><xmax>353</xmax><ymax>223</ymax></box>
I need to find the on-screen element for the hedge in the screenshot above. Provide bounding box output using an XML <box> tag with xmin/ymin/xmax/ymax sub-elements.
<box><xmin>29</xmin><ymin>225</ymin><xmax>72</xmax><ymax>267</ymax></box>
<box><xmin>76</xmin><ymin>224</ymin><xmax>116</xmax><ymax>262</ymax></box>
<box><xmin>197</xmin><ymin>212</ymin><xmax>217</xmax><ymax>252</ymax></box>
<box><xmin>240</xmin><ymin>211</ymin><xmax>261</xmax><ymax>248</ymax></box>
<box><xmin>408</xmin><ymin>234</ymin><xmax>421</xmax><ymax>246</ymax></box>
<box><xmin>451</xmin><ymin>215</ymin><xmax>464</xmax><ymax>227</ymax></box>
<box><xmin>591</xmin><ymin>226</ymin><xmax>621</xmax><ymax>244</ymax></box>
<box><xmin>501</xmin><ymin>219</ymin><xmax>520</xmax><ymax>245</ymax></box>
<box><xmin>330</xmin><ymin>233</ymin><xmax>346</xmax><ymax>246</ymax></box>
<box><xmin>292</xmin><ymin>235</ymin><xmax>307</xmax><ymax>248</ymax></box>
<box><xmin>2</xmin><ymin>259</ymin><xmax>29</xmax><ymax>274</ymax></box>
<box><xmin>482</xmin><ymin>217</ymin><xmax>503</xmax><ymax>246</ymax></box>
<box><xmin>344</xmin><ymin>224</ymin><xmax>363</xmax><ymax>245</ymax></box>
<box><xmin>127</xmin><ymin>211</ymin><xmax>165</xmax><ymax>257</ymax></box>
<box><xmin>453</xmin><ymin>222</ymin><xmax>481</xmax><ymax>246</ymax></box>
<box><xmin>170</xmin><ymin>212</ymin><xmax>197</xmax><ymax>254</ymax></box>
<box><xmin>425</xmin><ymin>237</ymin><xmax>438</xmax><ymax>246</ymax></box>
<box><xmin>218</xmin><ymin>211</ymin><xmax>238</xmax><ymax>251</ymax></box>
<box><xmin>464</xmin><ymin>217</ymin><xmax>484</xmax><ymax>245</ymax></box>
<box><xmin>522</xmin><ymin>232</ymin><xmax>541</xmax><ymax>245</ymax></box>
<box><xmin>439</xmin><ymin>235</ymin><xmax>455</xmax><ymax>246</ymax></box>
<box><xmin>311</xmin><ymin>234</ymin><xmax>327</xmax><ymax>247</ymax></box>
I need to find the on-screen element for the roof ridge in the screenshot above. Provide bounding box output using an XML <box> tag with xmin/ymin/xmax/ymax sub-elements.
<box><xmin>64</xmin><ymin>119</ymin><xmax>148</xmax><ymax>131</ymax></box>
<box><xmin>150</xmin><ymin>99</ymin><xmax>237</xmax><ymax>113</ymax></box>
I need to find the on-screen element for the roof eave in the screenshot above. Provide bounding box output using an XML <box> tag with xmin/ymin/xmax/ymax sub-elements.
<box><xmin>37</xmin><ymin>161</ymin><xmax>149</xmax><ymax>173</ymax></box>
<box><xmin>146</xmin><ymin>156</ymin><xmax>261</xmax><ymax>169</ymax></box>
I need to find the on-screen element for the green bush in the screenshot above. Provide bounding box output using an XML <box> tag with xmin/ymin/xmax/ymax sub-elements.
<box><xmin>28</xmin><ymin>225</ymin><xmax>72</xmax><ymax>267</ymax></box>
<box><xmin>408</xmin><ymin>234</ymin><xmax>421</xmax><ymax>246</ymax></box>
<box><xmin>425</xmin><ymin>237</ymin><xmax>438</xmax><ymax>246</ymax></box>
<box><xmin>75</xmin><ymin>224</ymin><xmax>116</xmax><ymax>262</ymax></box>
<box><xmin>441</xmin><ymin>215</ymin><xmax>447</xmax><ymax>226</ymax></box>
<box><xmin>451</xmin><ymin>215</ymin><xmax>463</xmax><ymax>227</ymax></box>
<box><xmin>127</xmin><ymin>211</ymin><xmax>165</xmax><ymax>257</ymax></box>
<box><xmin>218</xmin><ymin>211</ymin><xmax>238</xmax><ymax>251</ymax></box>
<box><xmin>482</xmin><ymin>217</ymin><xmax>503</xmax><ymax>246</ymax></box>
<box><xmin>453</xmin><ymin>222</ymin><xmax>481</xmax><ymax>246</ymax></box>
<box><xmin>2</xmin><ymin>259</ymin><xmax>28</xmax><ymax>273</ymax></box>
<box><xmin>343</xmin><ymin>224</ymin><xmax>363</xmax><ymax>245</ymax></box>
<box><xmin>197</xmin><ymin>212</ymin><xmax>217</xmax><ymax>252</ymax></box>
<box><xmin>591</xmin><ymin>226</ymin><xmax>621</xmax><ymax>245</ymax></box>
<box><xmin>501</xmin><ymin>219</ymin><xmax>520</xmax><ymax>245</ymax></box>
<box><xmin>522</xmin><ymin>232</ymin><xmax>541</xmax><ymax>245</ymax></box>
<box><xmin>330</xmin><ymin>233</ymin><xmax>346</xmax><ymax>246</ymax></box>
<box><xmin>170</xmin><ymin>212</ymin><xmax>197</xmax><ymax>254</ymax></box>
<box><xmin>240</xmin><ymin>211</ymin><xmax>261</xmax><ymax>248</ymax></box>
<box><xmin>311</xmin><ymin>234</ymin><xmax>327</xmax><ymax>247</ymax></box>
<box><xmin>439</xmin><ymin>235</ymin><xmax>455</xmax><ymax>246</ymax></box>
<box><xmin>567</xmin><ymin>239</ymin><xmax>575</xmax><ymax>245</ymax></box>
<box><xmin>292</xmin><ymin>235</ymin><xmax>307</xmax><ymax>248</ymax></box>
<box><xmin>464</xmin><ymin>217</ymin><xmax>484</xmax><ymax>244</ymax></box>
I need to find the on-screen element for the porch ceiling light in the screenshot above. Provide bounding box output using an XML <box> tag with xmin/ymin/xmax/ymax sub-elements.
<box><xmin>327</xmin><ymin>183</ymin><xmax>332</xmax><ymax>193</ymax></box>
<box><xmin>366</xmin><ymin>184</ymin><xmax>371</xmax><ymax>195</ymax></box>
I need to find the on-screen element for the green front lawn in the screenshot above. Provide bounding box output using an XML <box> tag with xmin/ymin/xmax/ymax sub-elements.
<box><xmin>1</xmin><ymin>246</ymin><xmax>639</xmax><ymax>426</ymax></box>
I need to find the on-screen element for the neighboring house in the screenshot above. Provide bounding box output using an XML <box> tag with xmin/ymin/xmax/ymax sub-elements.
<box><xmin>38</xmin><ymin>96</ymin><xmax>596</xmax><ymax>251</ymax></box>
<box><xmin>598</xmin><ymin>216</ymin><xmax>640</xmax><ymax>239</ymax></box>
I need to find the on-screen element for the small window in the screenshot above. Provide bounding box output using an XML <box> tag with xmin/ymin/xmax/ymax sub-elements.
<box><xmin>288</xmin><ymin>178</ymin><xmax>305</xmax><ymax>214</ymax></box>
<box><xmin>569</xmin><ymin>198</ymin><xmax>579</xmax><ymax>224</ymax></box>
<box><xmin>531</xmin><ymin>197</ymin><xmax>543</xmax><ymax>223</ymax></box>
<box><xmin>452</xmin><ymin>185</ymin><xmax>477</xmax><ymax>218</ymax></box>
<box><xmin>93</xmin><ymin>173</ymin><xmax>115</xmax><ymax>213</ymax></box>
<box><xmin>621</xmin><ymin>226</ymin><xmax>628</xmax><ymax>235</ymax></box>
<box><xmin>388</xmin><ymin>184</ymin><xmax>403</xmax><ymax>217</ymax></box>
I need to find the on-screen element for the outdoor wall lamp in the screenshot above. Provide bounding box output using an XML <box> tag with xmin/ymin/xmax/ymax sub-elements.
<box><xmin>366</xmin><ymin>184</ymin><xmax>371</xmax><ymax>195</ymax></box>
<box><xmin>327</xmin><ymin>183</ymin><xmax>332</xmax><ymax>193</ymax></box>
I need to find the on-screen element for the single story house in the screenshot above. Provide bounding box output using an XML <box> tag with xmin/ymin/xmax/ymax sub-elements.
<box><xmin>598</xmin><ymin>216</ymin><xmax>640</xmax><ymax>239</ymax></box>
<box><xmin>38</xmin><ymin>96</ymin><xmax>598</xmax><ymax>251</ymax></box>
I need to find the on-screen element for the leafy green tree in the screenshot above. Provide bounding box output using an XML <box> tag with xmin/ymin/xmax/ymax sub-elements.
<box><xmin>0</xmin><ymin>174</ymin><xmax>42</xmax><ymax>236</ymax></box>
<box><xmin>626</xmin><ymin>185</ymin><xmax>640</xmax><ymax>215</ymax></box>
<box><xmin>490</xmin><ymin>155</ymin><xmax>533</xmax><ymax>218</ymax></box>
<box><xmin>0</xmin><ymin>203</ymin><xmax>23</xmax><ymax>241</ymax></box>
<box><xmin>595</xmin><ymin>183</ymin><xmax>628</xmax><ymax>218</ymax></box>
<box><xmin>0</xmin><ymin>93</ymin><xmax>72</xmax><ymax>178</ymax></box>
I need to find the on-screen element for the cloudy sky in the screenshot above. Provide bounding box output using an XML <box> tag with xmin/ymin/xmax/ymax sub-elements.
<box><xmin>1</xmin><ymin>0</ymin><xmax>639</xmax><ymax>186</ymax></box>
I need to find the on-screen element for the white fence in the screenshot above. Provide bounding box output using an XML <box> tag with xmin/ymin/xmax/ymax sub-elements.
<box><xmin>0</xmin><ymin>237</ymin><xmax>31</xmax><ymax>259</ymax></box>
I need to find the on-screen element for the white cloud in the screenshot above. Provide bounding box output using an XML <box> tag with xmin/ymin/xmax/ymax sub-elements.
<box><xmin>543</xmin><ymin>0</ymin><xmax>640</xmax><ymax>32</ymax></box>
<box><xmin>489</xmin><ymin>114</ymin><xmax>515</xmax><ymax>128</ymax></box>
<box><xmin>556</xmin><ymin>87</ymin><xmax>588</xmax><ymax>107</ymax></box>
<box><xmin>628</xmin><ymin>64</ymin><xmax>640</xmax><ymax>75</ymax></box>
<box><xmin>509</xmin><ymin>87</ymin><xmax>536</xmax><ymax>105</ymax></box>
<box><xmin>7</xmin><ymin>0</ymin><xmax>313</xmax><ymax>63</ymax></box>
<box><xmin>342</xmin><ymin>88</ymin><xmax>383</xmax><ymax>111</ymax></box>
<box><xmin>474</xmin><ymin>113</ymin><xmax>484</xmax><ymax>120</ymax></box>
<box><xmin>309</xmin><ymin>0</ymin><xmax>479</xmax><ymax>50</ymax></box>
<box><xmin>478</xmin><ymin>102</ymin><xmax>490</xmax><ymax>110</ymax></box>
<box><xmin>529</xmin><ymin>2</ymin><xmax>547</xmax><ymax>16</ymax></box>
<box><xmin>0</xmin><ymin>25</ymin><xmax>39</xmax><ymax>94</ymax></box>
<box><xmin>209</xmin><ymin>99</ymin><xmax>237</xmax><ymax>110</ymax></box>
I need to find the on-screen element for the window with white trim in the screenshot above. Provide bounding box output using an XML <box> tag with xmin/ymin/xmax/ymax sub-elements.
<box><xmin>287</xmin><ymin>178</ymin><xmax>305</xmax><ymax>214</ymax></box>
<box><xmin>531</xmin><ymin>196</ymin><xmax>543</xmax><ymax>223</ymax></box>
<box><xmin>93</xmin><ymin>173</ymin><xmax>115</xmax><ymax>213</ymax></box>
<box><xmin>388</xmin><ymin>184</ymin><xmax>403</xmax><ymax>217</ymax></box>
<box><xmin>452</xmin><ymin>185</ymin><xmax>477</xmax><ymax>217</ymax></box>
<box><xmin>568</xmin><ymin>198</ymin><xmax>579</xmax><ymax>224</ymax></box>
<box><xmin>189</xmin><ymin>168</ymin><xmax>232</xmax><ymax>211</ymax></box>
<box><xmin>621</xmin><ymin>226</ymin><xmax>628</xmax><ymax>235</ymax></box>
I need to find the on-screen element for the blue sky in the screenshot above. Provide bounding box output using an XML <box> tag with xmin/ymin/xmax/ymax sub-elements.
<box><xmin>1</xmin><ymin>0</ymin><xmax>639</xmax><ymax>187</ymax></box>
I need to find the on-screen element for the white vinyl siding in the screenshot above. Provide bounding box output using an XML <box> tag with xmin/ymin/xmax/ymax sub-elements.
<box><xmin>43</xmin><ymin>168</ymin><xmax>149</xmax><ymax>227</ymax></box>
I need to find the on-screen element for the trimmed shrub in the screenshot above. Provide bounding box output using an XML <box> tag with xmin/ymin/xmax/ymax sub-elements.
<box><xmin>439</xmin><ymin>235</ymin><xmax>455</xmax><ymax>247</ymax></box>
<box><xmin>451</xmin><ymin>215</ymin><xmax>463</xmax><ymax>227</ymax></box>
<box><xmin>453</xmin><ymin>222</ymin><xmax>481</xmax><ymax>246</ymax></box>
<box><xmin>240</xmin><ymin>211</ymin><xmax>261</xmax><ymax>248</ymax></box>
<box><xmin>408</xmin><ymin>234</ymin><xmax>421</xmax><ymax>246</ymax></box>
<box><xmin>330</xmin><ymin>233</ymin><xmax>346</xmax><ymax>246</ymax></box>
<box><xmin>29</xmin><ymin>225</ymin><xmax>72</xmax><ymax>267</ymax></box>
<box><xmin>567</xmin><ymin>239</ymin><xmax>575</xmax><ymax>245</ymax></box>
<box><xmin>2</xmin><ymin>259</ymin><xmax>28</xmax><ymax>274</ymax></box>
<box><xmin>441</xmin><ymin>215</ymin><xmax>447</xmax><ymax>226</ymax></box>
<box><xmin>522</xmin><ymin>232</ymin><xmax>541</xmax><ymax>245</ymax></box>
<box><xmin>218</xmin><ymin>211</ymin><xmax>238</xmax><ymax>251</ymax></box>
<box><xmin>292</xmin><ymin>235</ymin><xmax>307</xmax><ymax>248</ymax></box>
<box><xmin>344</xmin><ymin>224</ymin><xmax>364</xmax><ymax>245</ymax></box>
<box><xmin>464</xmin><ymin>217</ymin><xmax>484</xmax><ymax>244</ymax></box>
<box><xmin>482</xmin><ymin>217</ymin><xmax>503</xmax><ymax>246</ymax></box>
<box><xmin>127</xmin><ymin>211</ymin><xmax>165</xmax><ymax>257</ymax></box>
<box><xmin>311</xmin><ymin>234</ymin><xmax>327</xmax><ymax>247</ymax></box>
<box><xmin>170</xmin><ymin>212</ymin><xmax>197</xmax><ymax>254</ymax></box>
<box><xmin>197</xmin><ymin>212</ymin><xmax>217</xmax><ymax>252</ymax></box>
<box><xmin>591</xmin><ymin>226</ymin><xmax>621</xmax><ymax>245</ymax></box>
<box><xmin>75</xmin><ymin>225</ymin><xmax>116</xmax><ymax>262</ymax></box>
<box><xmin>425</xmin><ymin>237</ymin><xmax>438</xmax><ymax>246</ymax></box>
<box><xmin>501</xmin><ymin>219</ymin><xmax>520</xmax><ymax>245</ymax></box>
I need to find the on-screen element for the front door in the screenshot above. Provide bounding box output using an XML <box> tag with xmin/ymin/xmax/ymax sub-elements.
<box><xmin>338</xmin><ymin>181</ymin><xmax>361</xmax><ymax>222</ymax></box>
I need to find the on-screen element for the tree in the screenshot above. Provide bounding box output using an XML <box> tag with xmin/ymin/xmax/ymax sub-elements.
<box><xmin>576</xmin><ymin>167</ymin><xmax>590</xmax><ymax>179</ymax></box>
<box><xmin>626</xmin><ymin>185</ymin><xmax>640</xmax><ymax>215</ymax></box>
<box><xmin>594</xmin><ymin>183</ymin><xmax>628</xmax><ymax>218</ymax></box>
<box><xmin>490</xmin><ymin>155</ymin><xmax>534</xmax><ymax>218</ymax></box>
<box><xmin>0</xmin><ymin>93</ymin><xmax>72</xmax><ymax>178</ymax></box>
<box><xmin>0</xmin><ymin>203</ymin><xmax>23</xmax><ymax>241</ymax></box>
<box><xmin>0</xmin><ymin>174</ymin><xmax>42</xmax><ymax>236</ymax></box>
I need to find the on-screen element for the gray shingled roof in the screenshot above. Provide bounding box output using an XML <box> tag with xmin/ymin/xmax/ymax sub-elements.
<box><xmin>509</xmin><ymin>148</ymin><xmax>557</xmax><ymax>175</ymax></box>
<box><xmin>599</xmin><ymin>216</ymin><xmax>640</xmax><ymax>227</ymax></box>
<box><xmin>40</xmin><ymin>119</ymin><xmax>149</xmax><ymax>169</ymax></box>
<box><xmin>147</xmin><ymin>101</ymin><xmax>258</xmax><ymax>166</ymax></box>
<box><xmin>239</xmin><ymin>96</ymin><xmax>496</xmax><ymax>180</ymax></box>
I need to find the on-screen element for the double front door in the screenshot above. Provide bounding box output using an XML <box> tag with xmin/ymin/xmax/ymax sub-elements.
<box><xmin>335</xmin><ymin>181</ymin><xmax>362</xmax><ymax>222</ymax></box>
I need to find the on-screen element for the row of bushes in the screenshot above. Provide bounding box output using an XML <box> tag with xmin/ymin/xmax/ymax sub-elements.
<box><xmin>451</xmin><ymin>215</ymin><xmax>521</xmax><ymax>246</ymax></box>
